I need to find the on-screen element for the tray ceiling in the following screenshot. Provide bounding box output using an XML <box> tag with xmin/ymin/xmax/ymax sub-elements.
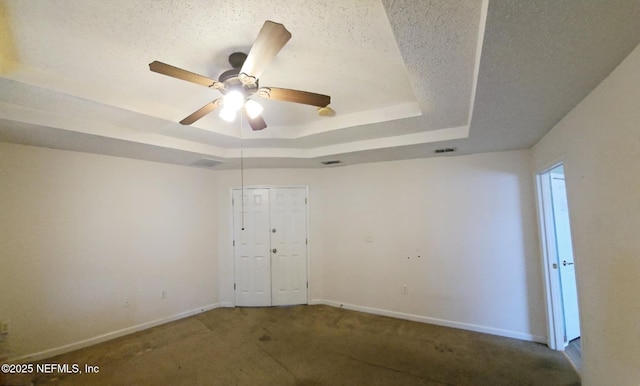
<box><xmin>1</xmin><ymin>0</ymin><xmax>638</xmax><ymax>168</ymax></box>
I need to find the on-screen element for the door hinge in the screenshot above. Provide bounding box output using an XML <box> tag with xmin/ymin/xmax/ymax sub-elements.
<box><xmin>306</xmin><ymin>238</ymin><xmax>308</xmax><ymax>245</ymax></box>
<box><xmin>305</xmin><ymin>198</ymin><xmax>308</xmax><ymax>204</ymax></box>
<box><xmin>234</xmin><ymin>283</ymin><xmax>236</xmax><ymax>290</ymax></box>
<box><xmin>233</xmin><ymin>240</ymin><xmax>235</xmax><ymax>247</ymax></box>
<box><xmin>232</xmin><ymin>198</ymin><xmax>234</xmax><ymax>205</ymax></box>
<box><xmin>306</xmin><ymin>282</ymin><xmax>309</xmax><ymax>288</ymax></box>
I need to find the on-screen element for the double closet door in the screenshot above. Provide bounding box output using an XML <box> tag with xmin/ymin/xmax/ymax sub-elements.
<box><xmin>233</xmin><ymin>187</ymin><xmax>308</xmax><ymax>307</ymax></box>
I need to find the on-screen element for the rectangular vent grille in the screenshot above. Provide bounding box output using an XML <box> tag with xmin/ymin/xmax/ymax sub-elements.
<box><xmin>435</xmin><ymin>147</ymin><xmax>457</xmax><ymax>154</ymax></box>
<box><xmin>191</xmin><ymin>158</ymin><xmax>225</xmax><ymax>168</ymax></box>
<box><xmin>321</xmin><ymin>160</ymin><xmax>342</xmax><ymax>165</ymax></box>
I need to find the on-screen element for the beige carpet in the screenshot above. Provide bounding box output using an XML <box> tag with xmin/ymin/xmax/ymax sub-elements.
<box><xmin>5</xmin><ymin>305</ymin><xmax>580</xmax><ymax>385</ymax></box>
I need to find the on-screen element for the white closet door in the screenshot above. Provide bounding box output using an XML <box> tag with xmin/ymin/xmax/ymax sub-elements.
<box><xmin>233</xmin><ymin>187</ymin><xmax>308</xmax><ymax>307</ymax></box>
<box><xmin>270</xmin><ymin>188</ymin><xmax>308</xmax><ymax>306</ymax></box>
<box><xmin>550</xmin><ymin>176</ymin><xmax>581</xmax><ymax>342</ymax></box>
<box><xmin>233</xmin><ymin>188</ymin><xmax>271</xmax><ymax>307</ymax></box>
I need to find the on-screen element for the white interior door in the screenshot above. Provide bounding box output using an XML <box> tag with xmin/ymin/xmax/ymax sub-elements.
<box><xmin>270</xmin><ymin>188</ymin><xmax>308</xmax><ymax>306</ymax></box>
<box><xmin>233</xmin><ymin>187</ymin><xmax>308</xmax><ymax>307</ymax></box>
<box><xmin>233</xmin><ymin>188</ymin><xmax>271</xmax><ymax>307</ymax></box>
<box><xmin>550</xmin><ymin>174</ymin><xmax>581</xmax><ymax>342</ymax></box>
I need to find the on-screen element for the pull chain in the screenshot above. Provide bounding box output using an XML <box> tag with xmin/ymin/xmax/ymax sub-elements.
<box><xmin>240</xmin><ymin>110</ymin><xmax>245</xmax><ymax>230</ymax></box>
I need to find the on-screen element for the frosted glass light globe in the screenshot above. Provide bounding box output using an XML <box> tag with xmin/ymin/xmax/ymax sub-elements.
<box><xmin>223</xmin><ymin>90</ymin><xmax>244</xmax><ymax>111</ymax></box>
<box><xmin>245</xmin><ymin>100</ymin><xmax>263</xmax><ymax>119</ymax></box>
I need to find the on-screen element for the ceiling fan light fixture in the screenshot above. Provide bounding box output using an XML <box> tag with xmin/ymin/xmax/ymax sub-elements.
<box><xmin>219</xmin><ymin>106</ymin><xmax>236</xmax><ymax>122</ymax></box>
<box><xmin>245</xmin><ymin>100</ymin><xmax>264</xmax><ymax>119</ymax></box>
<box><xmin>224</xmin><ymin>90</ymin><xmax>245</xmax><ymax>111</ymax></box>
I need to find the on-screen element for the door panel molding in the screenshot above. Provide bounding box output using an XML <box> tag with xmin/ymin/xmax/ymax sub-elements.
<box><xmin>232</xmin><ymin>186</ymin><xmax>309</xmax><ymax>307</ymax></box>
<box><xmin>233</xmin><ymin>188</ymin><xmax>271</xmax><ymax>307</ymax></box>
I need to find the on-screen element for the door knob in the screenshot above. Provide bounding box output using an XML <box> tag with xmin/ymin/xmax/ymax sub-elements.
<box><xmin>562</xmin><ymin>260</ymin><xmax>574</xmax><ymax>266</ymax></box>
<box><xmin>272</xmin><ymin>248</ymin><xmax>277</xmax><ymax>253</ymax></box>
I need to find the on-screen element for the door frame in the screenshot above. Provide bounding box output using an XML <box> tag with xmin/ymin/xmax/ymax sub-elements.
<box><xmin>230</xmin><ymin>185</ymin><xmax>310</xmax><ymax>307</ymax></box>
<box><xmin>534</xmin><ymin>160</ymin><xmax>581</xmax><ymax>350</ymax></box>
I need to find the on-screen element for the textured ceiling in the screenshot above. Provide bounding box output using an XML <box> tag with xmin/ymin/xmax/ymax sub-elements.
<box><xmin>0</xmin><ymin>0</ymin><xmax>639</xmax><ymax>169</ymax></box>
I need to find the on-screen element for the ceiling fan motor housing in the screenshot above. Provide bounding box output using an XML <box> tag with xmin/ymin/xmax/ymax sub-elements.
<box><xmin>218</xmin><ymin>64</ymin><xmax>259</xmax><ymax>96</ymax></box>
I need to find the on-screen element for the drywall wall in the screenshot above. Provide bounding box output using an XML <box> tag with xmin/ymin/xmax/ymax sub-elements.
<box><xmin>532</xmin><ymin>43</ymin><xmax>640</xmax><ymax>385</ymax></box>
<box><xmin>1</xmin><ymin>143</ymin><xmax>547</xmax><ymax>359</ymax></box>
<box><xmin>0</xmin><ymin>143</ymin><xmax>220</xmax><ymax>360</ymax></box>
<box><xmin>316</xmin><ymin>150</ymin><xmax>546</xmax><ymax>341</ymax></box>
<box><xmin>215</xmin><ymin>152</ymin><xmax>545</xmax><ymax>341</ymax></box>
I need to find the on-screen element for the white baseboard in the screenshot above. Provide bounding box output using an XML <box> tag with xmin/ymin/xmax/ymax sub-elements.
<box><xmin>317</xmin><ymin>299</ymin><xmax>546</xmax><ymax>344</ymax></box>
<box><xmin>12</xmin><ymin>300</ymin><xmax>546</xmax><ymax>362</ymax></box>
<box><xmin>11</xmin><ymin>302</ymin><xmax>224</xmax><ymax>363</ymax></box>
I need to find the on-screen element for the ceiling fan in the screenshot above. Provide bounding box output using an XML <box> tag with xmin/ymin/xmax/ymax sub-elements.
<box><xmin>149</xmin><ymin>20</ymin><xmax>331</xmax><ymax>131</ymax></box>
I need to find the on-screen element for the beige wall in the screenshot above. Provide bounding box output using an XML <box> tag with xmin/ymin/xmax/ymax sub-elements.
<box><xmin>0</xmin><ymin>143</ymin><xmax>220</xmax><ymax>360</ymax></box>
<box><xmin>532</xmin><ymin>44</ymin><xmax>640</xmax><ymax>385</ymax></box>
<box><xmin>214</xmin><ymin>150</ymin><xmax>545</xmax><ymax>341</ymax></box>
<box><xmin>1</xmin><ymin>143</ymin><xmax>547</xmax><ymax>360</ymax></box>
<box><xmin>315</xmin><ymin>151</ymin><xmax>545</xmax><ymax>340</ymax></box>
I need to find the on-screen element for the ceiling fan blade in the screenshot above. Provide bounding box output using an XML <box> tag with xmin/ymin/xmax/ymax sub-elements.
<box><xmin>243</xmin><ymin>108</ymin><xmax>267</xmax><ymax>131</ymax></box>
<box><xmin>149</xmin><ymin>61</ymin><xmax>223</xmax><ymax>89</ymax></box>
<box><xmin>240</xmin><ymin>21</ymin><xmax>292</xmax><ymax>83</ymax></box>
<box><xmin>258</xmin><ymin>87</ymin><xmax>330</xmax><ymax>107</ymax></box>
<box><xmin>180</xmin><ymin>99</ymin><xmax>222</xmax><ymax>125</ymax></box>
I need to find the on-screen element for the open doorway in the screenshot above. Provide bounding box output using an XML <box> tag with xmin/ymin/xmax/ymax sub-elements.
<box><xmin>536</xmin><ymin>164</ymin><xmax>581</xmax><ymax>370</ymax></box>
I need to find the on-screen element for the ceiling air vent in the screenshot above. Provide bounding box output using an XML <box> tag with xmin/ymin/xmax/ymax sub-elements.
<box><xmin>434</xmin><ymin>147</ymin><xmax>457</xmax><ymax>154</ymax></box>
<box><xmin>191</xmin><ymin>158</ymin><xmax>225</xmax><ymax>168</ymax></box>
<box><xmin>321</xmin><ymin>160</ymin><xmax>342</xmax><ymax>165</ymax></box>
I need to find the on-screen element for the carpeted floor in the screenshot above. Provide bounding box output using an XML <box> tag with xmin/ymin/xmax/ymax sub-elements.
<box><xmin>5</xmin><ymin>305</ymin><xmax>580</xmax><ymax>385</ymax></box>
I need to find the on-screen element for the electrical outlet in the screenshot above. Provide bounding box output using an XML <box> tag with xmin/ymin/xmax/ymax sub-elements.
<box><xmin>0</xmin><ymin>320</ymin><xmax>9</xmax><ymax>335</ymax></box>
<box><xmin>161</xmin><ymin>291</ymin><xmax>167</xmax><ymax>299</ymax></box>
<box><xmin>402</xmin><ymin>284</ymin><xmax>408</xmax><ymax>295</ymax></box>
